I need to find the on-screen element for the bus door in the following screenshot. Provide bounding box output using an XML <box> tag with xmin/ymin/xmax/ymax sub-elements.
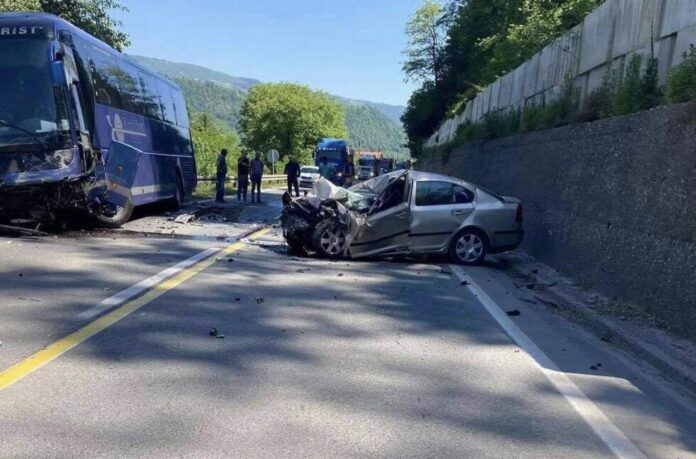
<box><xmin>103</xmin><ymin>142</ymin><xmax>141</xmax><ymax>207</ymax></box>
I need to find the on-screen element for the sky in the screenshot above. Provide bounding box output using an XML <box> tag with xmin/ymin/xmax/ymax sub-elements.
<box><xmin>113</xmin><ymin>0</ymin><xmax>422</xmax><ymax>106</ymax></box>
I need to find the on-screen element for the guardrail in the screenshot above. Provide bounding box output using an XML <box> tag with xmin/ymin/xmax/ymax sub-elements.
<box><xmin>197</xmin><ymin>175</ymin><xmax>287</xmax><ymax>186</ymax></box>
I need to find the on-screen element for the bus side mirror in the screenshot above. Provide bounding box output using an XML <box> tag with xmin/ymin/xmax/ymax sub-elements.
<box><xmin>50</xmin><ymin>61</ymin><xmax>67</xmax><ymax>86</ymax></box>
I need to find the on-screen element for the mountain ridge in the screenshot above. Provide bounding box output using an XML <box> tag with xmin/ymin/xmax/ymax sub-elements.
<box><xmin>130</xmin><ymin>55</ymin><xmax>405</xmax><ymax>124</ymax></box>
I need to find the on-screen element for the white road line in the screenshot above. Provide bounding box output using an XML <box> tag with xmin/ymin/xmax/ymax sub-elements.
<box><xmin>77</xmin><ymin>247</ymin><xmax>221</xmax><ymax>320</ymax></box>
<box><xmin>450</xmin><ymin>265</ymin><xmax>647</xmax><ymax>459</ymax></box>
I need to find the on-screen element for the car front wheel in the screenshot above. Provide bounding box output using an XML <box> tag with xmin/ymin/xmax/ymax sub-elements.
<box><xmin>312</xmin><ymin>220</ymin><xmax>348</xmax><ymax>259</ymax></box>
<box><xmin>450</xmin><ymin>229</ymin><xmax>488</xmax><ymax>265</ymax></box>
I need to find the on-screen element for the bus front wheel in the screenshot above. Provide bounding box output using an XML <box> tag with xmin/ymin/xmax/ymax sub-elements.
<box><xmin>96</xmin><ymin>198</ymin><xmax>134</xmax><ymax>228</ymax></box>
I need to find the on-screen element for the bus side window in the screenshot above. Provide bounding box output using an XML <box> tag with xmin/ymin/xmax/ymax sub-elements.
<box><xmin>170</xmin><ymin>88</ymin><xmax>189</xmax><ymax>129</ymax></box>
<box><xmin>117</xmin><ymin>62</ymin><xmax>145</xmax><ymax>116</ymax></box>
<box><xmin>137</xmin><ymin>72</ymin><xmax>163</xmax><ymax>121</ymax></box>
<box><xmin>88</xmin><ymin>47</ymin><xmax>123</xmax><ymax>109</ymax></box>
<box><xmin>157</xmin><ymin>81</ymin><xmax>177</xmax><ymax>125</ymax></box>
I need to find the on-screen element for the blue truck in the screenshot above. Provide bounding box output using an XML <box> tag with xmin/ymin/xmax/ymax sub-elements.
<box><xmin>314</xmin><ymin>138</ymin><xmax>355</xmax><ymax>187</ymax></box>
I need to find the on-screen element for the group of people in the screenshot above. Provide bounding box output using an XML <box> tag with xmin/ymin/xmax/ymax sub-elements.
<box><xmin>215</xmin><ymin>149</ymin><xmax>303</xmax><ymax>204</ymax></box>
<box><xmin>215</xmin><ymin>150</ymin><xmax>264</xmax><ymax>204</ymax></box>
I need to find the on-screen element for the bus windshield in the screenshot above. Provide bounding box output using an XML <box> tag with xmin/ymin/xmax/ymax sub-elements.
<box><xmin>0</xmin><ymin>39</ymin><xmax>71</xmax><ymax>152</ymax></box>
<box><xmin>316</xmin><ymin>150</ymin><xmax>345</xmax><ymax>163</ymax></box>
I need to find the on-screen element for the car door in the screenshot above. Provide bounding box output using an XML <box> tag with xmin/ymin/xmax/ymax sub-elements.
<box><xmin>349</xmin><ymin>178</ymin><xmax>412</xmax><ymax>258</ymax></box>
<box><xmin>409</xmin><ymin>180</ymin><xmax>475</xmax><ymax>253</ymax></box>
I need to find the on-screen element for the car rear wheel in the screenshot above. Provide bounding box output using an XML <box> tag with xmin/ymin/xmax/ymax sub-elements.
<box><xmin>312</xmin><ymin>220</ymin><xmax>348</xmax><ymax>259</ymax></box>
<box><xmin>450</xmin><ymin>229</ymin><xmax>488</xmax><ymax>265</ymax></box>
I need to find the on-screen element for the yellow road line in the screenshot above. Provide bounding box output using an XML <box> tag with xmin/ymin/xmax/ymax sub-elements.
<box><xmin>0</xmin><ymin>227</ymin><xmax>272</xmax><ymax>391</ymax></box>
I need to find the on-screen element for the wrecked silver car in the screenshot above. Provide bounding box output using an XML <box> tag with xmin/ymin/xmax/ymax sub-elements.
<box><xmin>281</xmin><ymin>170</ymin><xmax>524</xmax><ymax>265</ymax></box>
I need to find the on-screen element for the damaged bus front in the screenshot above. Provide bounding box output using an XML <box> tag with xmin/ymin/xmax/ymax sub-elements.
<box><xmin>0</xmin><ymin>14</ymin><xmax>107</xmax><ymax>226</ymax></box>
<box><xmin>0</xmin><ymin>13</ymin><xmax>196</xmax><ymax>228</ymax></box>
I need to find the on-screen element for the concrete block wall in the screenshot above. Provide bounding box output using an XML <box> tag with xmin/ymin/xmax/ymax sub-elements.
<box><xmin>427</xmin><ymin>0</ymin><xmax>696</xmax><ymax>147</ymax></box>
<box><xmin>421</xmin><ymin>103</ymin><xmax>696</xmax><ymax>341</ymax></box>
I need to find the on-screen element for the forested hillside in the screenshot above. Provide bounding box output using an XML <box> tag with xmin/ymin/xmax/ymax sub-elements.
<box><xmin>131</xmin><ymin>55</ymin><xmax>408</xmax><ymax>156</ymax></box>
<box><xmin>174</xmin><ymin>78</ymin><xmax>246</xmax><ymax>128</ymax></box>
<box><xmin>345</xmin><ymin>105</ymin><xmax>407</xmax><ymax>155</ymax></box>
<box><xmin>132</xmin><ymin>56</ymin><xmax>260</xmax><ymax>91</ymax></box>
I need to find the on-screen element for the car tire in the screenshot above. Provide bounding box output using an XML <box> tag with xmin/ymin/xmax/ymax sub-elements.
<box><xmin>96</xmin><ymin>197</ymin><xmax>134</xmax><ymax>228</ymax></box>
<box><xmin>450</xmin><ymin>228</ymin><xmax>488</xmax><ymax>265</ymax></box>
<box><xmin>312</xmin><ymin>220</ymin><xmax>348</xmax><ymax>259</ymax></box>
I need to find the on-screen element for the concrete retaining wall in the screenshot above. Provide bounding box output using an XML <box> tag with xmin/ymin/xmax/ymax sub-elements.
<box><xmin>421</xmin><ymin>103</ymin><xmax>696</xmax><ymax>340</ymax></box>
<box><xmin>427</xmin><ymin>0</ymin><xmax>696</xmax><ymax>147</ymax></box>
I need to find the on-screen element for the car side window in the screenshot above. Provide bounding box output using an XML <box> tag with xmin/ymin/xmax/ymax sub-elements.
<box><xmin>453</xmin><ymin>185</ymin><xmax>474</xmax><ymax>204</ymax></box>
<box><xmin>416</xmin><ymin>181</ymin><xmax>473</xmax><ymax>206</ymax></box>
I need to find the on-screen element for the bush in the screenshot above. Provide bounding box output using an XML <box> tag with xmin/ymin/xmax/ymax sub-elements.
<box><xmin>667</xmin><ymin>45</ymin><xmax>696</xmax><ymax>103</ymax></box>
<box><xmin>612</xmin><ymin>54</ymin><xmax>646</xmax><ymax>115</ymax></box>
<box><xmin>578</xmin><ymin>68</ymin><xmax>617</xmax><ymax>122</ymax></box>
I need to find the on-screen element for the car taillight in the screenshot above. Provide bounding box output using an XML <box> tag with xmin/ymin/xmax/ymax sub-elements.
<box><xmin>515</xmin><ymin>204</ymin><xmax>524</xmax><ymax>222</ymax></box>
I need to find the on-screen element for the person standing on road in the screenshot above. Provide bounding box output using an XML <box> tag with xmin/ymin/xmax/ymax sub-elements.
<box><xmin>250</xmin><ymin>152</ymin><xmax>264</xmax><ymax>204</ymax></box>
<box><xmin>284</xmin><ymin>156</ymin><xmax>300</xmax><ymax>197</ymax></box>
<box><xmin>237</xmin><ymin>151</ymin><xmax>250</xmax><ymax>203</ymax></box>
<box><xmin>215</xmin><ymin>149</ymin><xmax>228</xmax><ymax>203</ymax></box>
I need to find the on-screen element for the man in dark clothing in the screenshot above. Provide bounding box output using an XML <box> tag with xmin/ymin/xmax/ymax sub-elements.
<box><xmin>284</xmin><ymin>157</ymin><xmax>301</xmax><ymax>197</ymax></box>
<box><xmin>215</xmin><ymin>149</ymin><xmax>228</xmax><ymax>203</ymax></box>
<box><xmin>237</xmin><ymin>152</ymin><xmax>250</xmax><ymax>202</ymax></box>
<box><xmin>250</xmin><ymin>152</ymin><xmax>264</xmax><ymax>203</ymax></box>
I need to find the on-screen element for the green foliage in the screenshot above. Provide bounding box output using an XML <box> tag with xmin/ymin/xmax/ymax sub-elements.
<box><xmin>423</xmin><ymin>58</ymin><xmax>664</xmax><ymax>158</ymax></box>
<box><xmin>403</xmin><ymin>0</ymin><xmax>446</xmax><ymax>84</ymax></box>
<box><xmin>133</xmin><ymin>57</ymin><xmax>407</xmax><ymax>156</ymax></box>
<box><xmin>403</xmin><ymin>0</ymin><xmax>602</xmax><ymax>155</ymax></box>
<box><xmin>190</xmin><ymin>113</ymin><xmax>240</xmax><ymax>178</ymax></box>
<box><xmin>577</xmin><ymin>69</ymin><xmax>616</xmax><ymax>122</ymax></box>
<box><xmin>666</xmin><ymin>45</ymin><xmax>696</xmax><ymax>103</ymax></box>
<box><xmin>175</xmin><ymin>78</ymin><xmax>245</xmax><ymax>130</ymax></box>
<box><xmin>0</xmin><ymin>0</ymin><xmax>130</xmax><ymax>50</ymax></box>
<box><xmin>612</xmin><ymin>55</ymin><xmax>646</xmax><ymax>115</ymax></box>
<box><xmin>0</xmin><ymin>0</ymin><xmax>39</xmax><ymax>10</ymax></box>
<box><xmin>239</xmin><ymin>83</ymin><xmax>348</xmax><ymax>166</ymax></box>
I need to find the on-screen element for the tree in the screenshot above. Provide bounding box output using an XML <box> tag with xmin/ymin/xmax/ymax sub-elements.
<box><xmin>402</xmin><ymin>0</ymin><xmax>447</xmax><ymax>85</ymax></box>
<box><xmin>0</xmin><ymin>0</ymin><xmax>129</xmax><ymax>50</ymax></box>
<box><xmin>190</xmin><ymin>113</ymin><xmax>240</xmax><ymax>177</ymax></box>
<box><xmin>239</xmin><ymin>83</ymin><xmax>348</xmax><ymax>165</ymax></box>
<box><xmin>0</xmin><ymin>0</ymin><xmax>39</xmax><ymax>10</ymax></box>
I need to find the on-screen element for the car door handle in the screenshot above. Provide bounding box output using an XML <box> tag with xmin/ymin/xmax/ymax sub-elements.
<box><xmin>395</xmin><ymin>211</ymin><xmax>409</xmax><ymax>219</ymax></box>
<box><xmin>451</xmin><ymin>209</ymin><xmax>468</xmax><ymax>216</ymax></box>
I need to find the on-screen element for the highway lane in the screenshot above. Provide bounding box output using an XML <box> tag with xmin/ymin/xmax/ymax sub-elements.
<box><xmin>0</xmin><ymin>202</ymin><xmax>695</xmax><ymax>458</ymax></box>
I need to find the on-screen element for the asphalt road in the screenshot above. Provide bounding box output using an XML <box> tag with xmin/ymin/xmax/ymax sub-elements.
<box><xmin>1</xmin><ymin>192</ymin><xmax>695</xmax><ymax>458</ymax></box>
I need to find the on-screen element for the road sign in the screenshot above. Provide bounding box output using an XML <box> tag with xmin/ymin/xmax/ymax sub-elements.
<box><xmin>267</xmin><ymin>149</ymin><xmax>279</xmax><ymax>163</ymax></box>
<box><xmin>267</xmin><ymin>149</ymin><xmax>280</xmax><ymax>174</ymax></box>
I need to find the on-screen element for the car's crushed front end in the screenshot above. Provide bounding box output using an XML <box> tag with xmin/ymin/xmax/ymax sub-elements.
<box><xmin>281</xmin><ymin>178</ymin><xmax>368</xmax><ymax>257</ymax></box>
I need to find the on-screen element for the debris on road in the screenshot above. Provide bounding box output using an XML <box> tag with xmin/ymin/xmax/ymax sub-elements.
<box><xmin>515</xmin><ymin>281</ymin><xmax>557</xmax><ymax>290</ymax></box>
<box><xmin>460</xmin><ymin>280</ymin><xmax>470</xmax><ymax>286</ymax></box>
<box><xmin>209</xmin><ymin>328</ymin><xmax>219</xmax><ymax>337</ymax></box>
<box><xmin>518</xmin><ymin>297</ymin><xmax>538</xmax><ymax>305</ymax></box>
<box><xmin>172</xmin><ymin>205</ymin><xmax>242</xmax><ymax>227</ymax></box>
<box><xmin>0</xmin><ymin>224</ymin><xmax>49</xmax><ymax>238</ymax></box>
<box><xmin>506</xmin><ymin>309</ymin><xmax>522</xmax><ymax>317</ymax></box>
<box><xmin>535</xmin><ymin>295</ymin><xmax>561</xmax><ymax>309</ymax></box>
<box><xmin>256</xmin><ymin>297</ymin><xmax>264</xmax><ymax>304</ymax></box>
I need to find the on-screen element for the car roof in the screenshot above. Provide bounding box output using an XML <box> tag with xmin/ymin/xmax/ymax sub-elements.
<box><xmin>409</xmin><ymin>170</ymin><xmax>473</xmax><ymax>187</ymax></box>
